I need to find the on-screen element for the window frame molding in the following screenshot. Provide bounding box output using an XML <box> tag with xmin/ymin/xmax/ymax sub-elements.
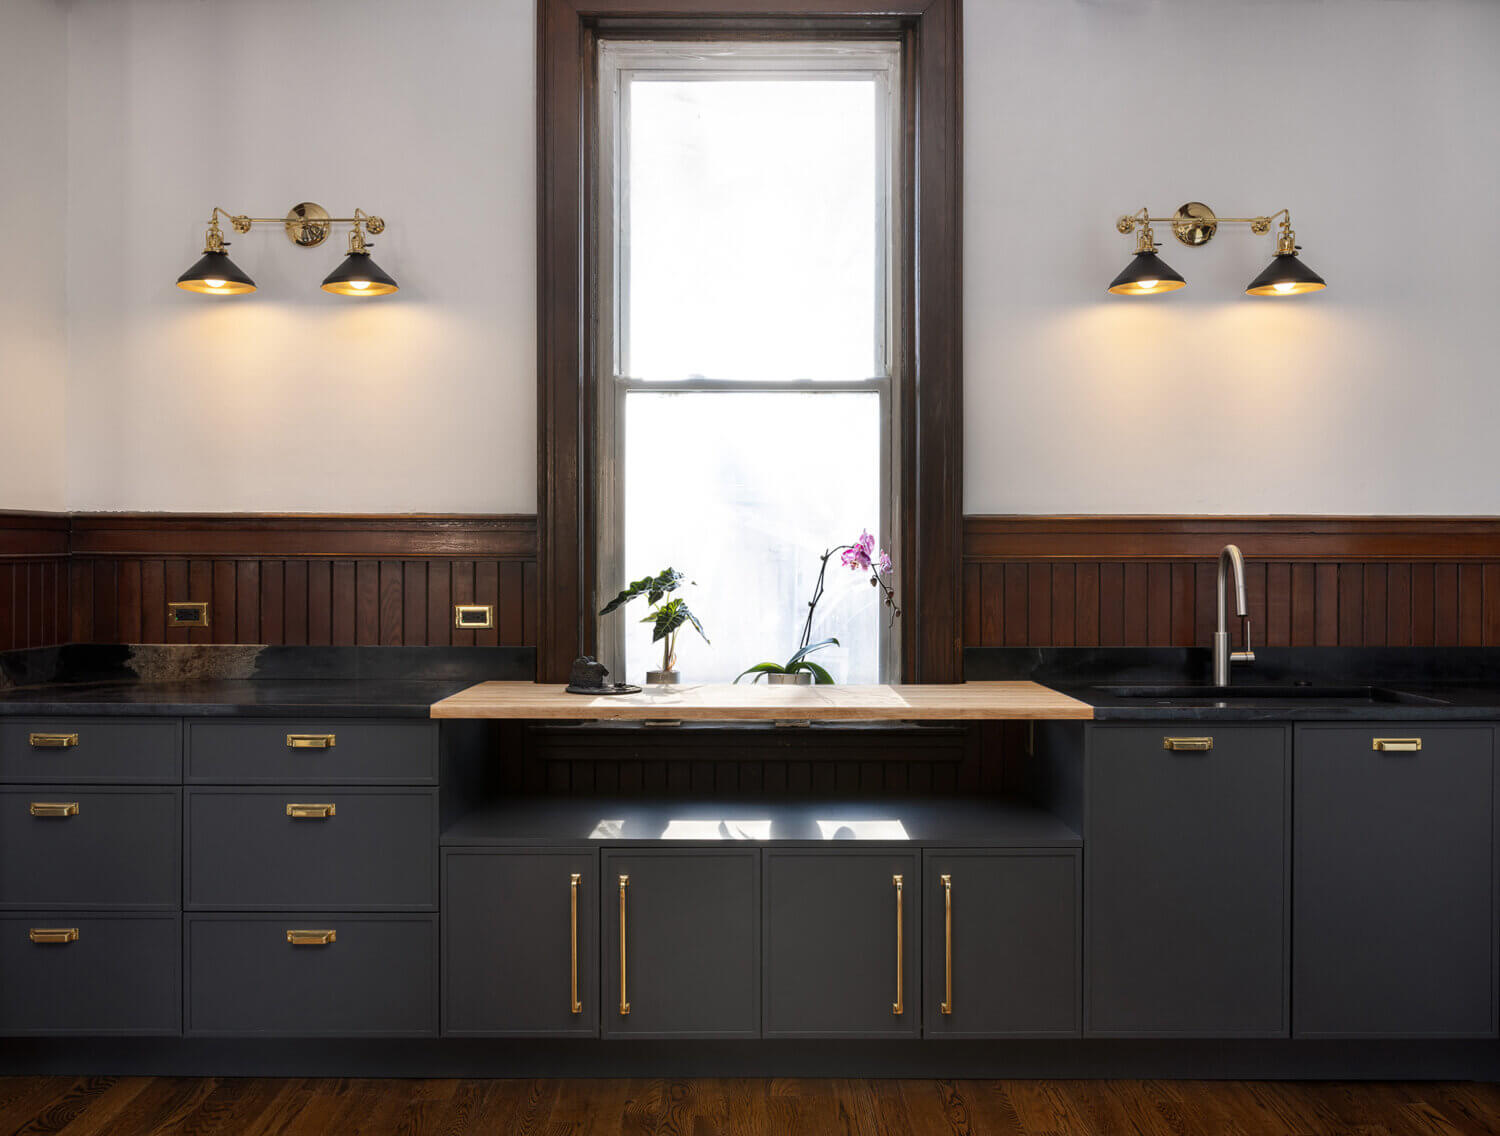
<box><xmin>537</xmin><ymin>0</ymin><xmax>963</xmax><ymax>683</ymax></box>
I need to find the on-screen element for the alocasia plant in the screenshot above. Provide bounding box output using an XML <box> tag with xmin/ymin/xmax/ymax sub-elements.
<box><xmin>599</xmin><ymin>568</ymin><xmax>708</xmax><ymax>676</ymax></box>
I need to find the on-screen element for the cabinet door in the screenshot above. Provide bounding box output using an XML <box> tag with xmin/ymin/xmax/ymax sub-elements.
<box><xmin>1087</xmin><ymin>725</ymin><xmax>1289</xmax><ymax>1037</ymax></box>
<box><xmin>923</xmin><ymin>850</ymin><xmax>1080</xmax><ymax>1039</ymax></box>
<box><xmin>443</xmin><ymin>849</ymin><xmax>598</xmax><ymax>1037</ymax></box>
<box><xmin>1294</xmin><ymin>725</ymin><xmax>1496</xmax><ymax>1038</ymax></box>
<box><xmin>764</xmin><ymin>851</ymin><xmax>918</xmax><ymax>1038</ymax></box>
<box><xmin>601</xmin><ymin>849</ymin><xmax>759</xmax><ymax>1039</ymax></box>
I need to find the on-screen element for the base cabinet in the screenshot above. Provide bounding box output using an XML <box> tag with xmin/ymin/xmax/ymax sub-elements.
<box><xmin>922</xmin><ymin>851</ymin><xmax>1080</xmax><ymax>1038</ymax></box>
<box><xmin>1293</xmin><ymin>725</ymin><xmax>1497</xmax><ymax>1038</ymax></box>
<box><xmin>1087</xmin><ymin>725</ymin><xmax>1289</xmax><ymax>1037</ymax></box>
<box><xmin>443</xmin><ymin>849</ymin><xmax>598</xmax><ymax>1037</ymax></box>
<box><xmin>602</xmin><ymin>849</ymin><xmax>760</xmax><ymax>1039</ymax></box>
<box><xmin>764</xmin><ymin>851</ymin><xmax>919</xmax><ymax>1038</ymax></box>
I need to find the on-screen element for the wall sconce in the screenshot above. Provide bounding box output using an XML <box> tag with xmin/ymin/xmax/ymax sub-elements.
<box><xmin>176</xmin><ymin>202</ymin><xmax>398</xmax><ymax>297</ymax></box>
<box><xmin>1110</xmin><ymin>203</ymin><xmax>1325</xmax><ymax>297</ymax></box>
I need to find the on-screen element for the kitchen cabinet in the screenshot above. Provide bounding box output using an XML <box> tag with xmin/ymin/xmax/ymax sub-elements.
<box><xmin>1086</xmin><ymin>725</ymin><xmax>1289</xmax><ymax>1037</ymax></box>
<box><xmin>1293</xmin><ymin>725</ymin><xmax>1496</xmax><ymax>1038</ymax></box>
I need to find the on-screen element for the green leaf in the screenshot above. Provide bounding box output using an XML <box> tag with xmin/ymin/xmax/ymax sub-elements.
<box><xmin>650</xmin><ymin>599</ymin><xmax>689</xmax><ymax>643</ymax></box>
<box><xmin>797</xmin><ymin>660</ymin><xmax>836</xmax><ymax>685</ymax></box>
<box><xmin>735</xmin><ymin>662</ymin><xmax>786</xmax><ymax>683</ymax></box>
<box><xmin>600</xmin><ymin>574</ymin><xmax>657</xmax><ymax>616</ymax></box>
<box><xmin>786</xmin><ymin>638</ymin><xmax>839</xmax><ymax>668</ymax></box>
<box><xmin>681</xmin><ymin>604</ymin><xmax>709</xmax><ymax>644</ymax></box>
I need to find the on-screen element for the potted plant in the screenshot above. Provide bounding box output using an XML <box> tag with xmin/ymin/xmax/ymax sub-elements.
<box><xmin>600</xmin><ymin>568</ymin><xmax>708</xmax><ymax>685</ymax></box>
<box><xmin>737</xmin><ymin>530</ymin><xmax>900</xmax><ymax>685</ymax></box>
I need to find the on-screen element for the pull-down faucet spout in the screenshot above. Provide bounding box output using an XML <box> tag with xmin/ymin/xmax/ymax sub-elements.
<box><xmin>1214</xmin><ymin>544</ymin><xmax>1255</xmax><ymax>686</ymax></box>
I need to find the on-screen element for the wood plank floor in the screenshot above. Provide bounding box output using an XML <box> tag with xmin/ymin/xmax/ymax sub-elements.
<box><xmin>1</xmin><ymin>1076</ymin><xmax>1498</xmax><ymax>1135</ymax></box>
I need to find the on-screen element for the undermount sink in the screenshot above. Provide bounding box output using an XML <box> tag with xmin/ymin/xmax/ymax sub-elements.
<box><xmin>1091</xmin><ymin>684</ymin><xmax>1450</xmax><ymax>707</ymax></box>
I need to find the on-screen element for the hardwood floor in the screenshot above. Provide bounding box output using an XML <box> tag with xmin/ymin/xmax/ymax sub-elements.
<box><xmin>2</xmin><ymin>1077</ymin><xmax>1499</xmax><ymax>1135</ymax></box>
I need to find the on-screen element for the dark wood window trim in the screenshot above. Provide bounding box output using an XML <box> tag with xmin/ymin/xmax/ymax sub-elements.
<box><xmin>536</xmin><ymin>0</ymin><xmax>964</xmax><ymax>682</ymax></box>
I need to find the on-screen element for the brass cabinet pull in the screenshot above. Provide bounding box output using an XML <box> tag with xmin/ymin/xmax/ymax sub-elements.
<box><xmin>1163</xmin><ymin>737</ymin><xmax>1214</xmax><ymax>752</ymax></box>
<box><xmin>892</xmin><ymin>873</ymin><xmax>904</xmax><ymax>1016</ymax></box>
<box><xmin>29</xmin><ymin>801</ymin><xmax>79</xmax><ymax>817</ymax></box>
<box><xmin>28</xmin><ymin>733</ymin><xmax>78</xmax><ymax>749</ymax></box>
<box><xmin>570</xmin><ymin>873</ymin><xmax>583</xmax><ymax>1014</ymax></box>
<box><xmin>285</xmin><ymin>802</ymin><xmax>336</xmax><ymax>819</ymax></box>
<box><xmin>286</xmin><ymin>929</ymin><xmax>336</xmax><ymax>946</ymax></box>
<box><xmin>1373</xmin><ymin>737</ymin><xmax>1422</xmax><ymax>752</ymax></box>
<box><xmin>286</xmin><ymin>734</ymin><xmax>336</xmax><ymax>749</ymax></box>
<box><xmin>29</xmin><ymin>927</ymin><xmax>79</xmax><ymax>944</ymax></box>
<box><xmin>618</xmin><ymin>874</ymin><xmax>630</xmax><ymax>1016</ymax></box>
<box><xmin>940</xmin><ymin>874</ymin><xmax>953</xmax><ymax>1015</ymax></box>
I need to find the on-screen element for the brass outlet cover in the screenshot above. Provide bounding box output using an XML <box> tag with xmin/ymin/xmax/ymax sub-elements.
<box><xmin>1172</xmin><ymin>202</ymin><xmax>1218</xmax><ymax>246</ymax></box>
<box><xmin>454</xmin><ymin>604</ymin><xmax>495</xmax><ymax>630</ymax></box>
<box><xmin>284</xmin><ymin>202</ymin><xmax>332</xmax><ymax>247</ymax></box>
<box><xmin>167</xmin><ymin>601</ymin><xmax>210</xmax><ymax>628</ymax></box>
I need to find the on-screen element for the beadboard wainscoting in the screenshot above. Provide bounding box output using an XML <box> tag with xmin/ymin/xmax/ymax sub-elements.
<box><xmin>0</xmin><ymin>513</ymin><xmax>71</xmax><ymax>650</ymax></box>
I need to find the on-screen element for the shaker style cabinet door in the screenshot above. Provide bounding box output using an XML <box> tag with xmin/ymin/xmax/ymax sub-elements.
<box><xmin>443</xmin><ymin>849</ymin><xmax>598</xmax><ymax>1037</ymax></box>
<box><xmin>601</xmin><ymin>849</ymin><xmax>760</xmax><ymax>1039</ymax></box>
<box><xmin>923</xmin><ymin>850</ymin><xmax>1080</xmax><ymax>1039</ymax></box>
<box><xmin>1293</xmin><ymin>725</ymin><xmax>1496</xmax><ymax>1038</ymax></box>
<box><xmin>1087</xmin><ymin>725</ymin><xmax>1290</xmax><ymax>1037</ymax></box>
<box><xmin>763</xmin><ymin>850</ymin><xmax>919</xmax><ymax>1038</ymax></box>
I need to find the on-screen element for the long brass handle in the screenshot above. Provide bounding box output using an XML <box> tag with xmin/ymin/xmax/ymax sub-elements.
<box><xmin>29</xmin><ymin>927</ymin><xmax>79</xmax><ymax>944</ymax></box>
<box><xmin>892</xmin><ymin>874</ymin><xmax>904</xmax><ymax>1016</ymax></box>
<box><xmin>286</xmin><ymin>802</ymin><xmax>337</xmax><ymax>818</ymax></box>
<box><xmin>286</xmin><ymin>734</ymin><xmax>336</xmax><ymax>749</ymax></box>
<box><xmin>286</xmin><ymin>929</ymin><xmax>336</xmax><ymax>945</ymax></box>
<box><xmin>28</xmin><ymin>733</ymin><xmax>78</xmax><ymax>749</ymax></box>
<box><xmin>940</xmin><ymin>874</ymin><xmax>953</xmax><ymax>1015</ymax></box>
<box><xmin>1373</xmin><ymin>737</ymin><xmax>1422</xmax><ymax>752</ymax></box>
<box><xmin>1163</xmin><ymin>737</ymin><xmax>1214</xmax><ymax>752</ymax></box>
<box><xmin>29</xmin><ymin>801</ymin><xmax>79</xmax><ymax>817</ymax></box>
<box><xmin>570</xmin><ymin>873</ymin><xmax>583</xmax><ymax>1014</ymax></box>
<box><xmin>618</xmin><ymin>874</ymin><xmax>630</xmax><ymax>1016</ymax></box>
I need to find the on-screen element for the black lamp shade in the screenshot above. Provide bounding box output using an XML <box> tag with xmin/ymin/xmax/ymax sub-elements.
<box><xmin>1107</xmin><ymin>250</ymin><xmax>1186</xmax><ymax>296</ymax></box>
<box><xmin>177</xmin><ymin>250</ymin><xmax>256</xmax><ymax>295</ymax></box>
<box><xmin>1246</xmin><ymin>251</ymin><xmax>1326</xmax><ymax>296</ymax></box>
<box><xmin>321</xmin><ymin>250</ymin><xmax>398</xmax><ymax>296</ymax></box>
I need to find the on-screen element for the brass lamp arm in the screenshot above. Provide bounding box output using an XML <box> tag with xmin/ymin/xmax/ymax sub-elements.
<box><xmin>198</xmin><ymin>202</ymin><xmax>385</xmax><ymax>252</ymax></box>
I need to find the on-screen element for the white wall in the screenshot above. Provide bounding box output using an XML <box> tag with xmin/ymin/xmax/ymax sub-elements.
<box><xmin>965</xmin><ymin>0</ymin><xmax>1500</xmax><ymax>513</ymax></box>
<box><xmin>64</xmin><ymin>0</ymin><xmax>536</xmax><ymax>512</ymax></box>
<box><xmin>44</xmin><ymin>0</ymin><xmax>1500</xmax><ymax>514</ymax></box>
<box><xmin>1</xmin><ymin>0</ymin><xmax>69</xmax><ymax>511</ymax></box>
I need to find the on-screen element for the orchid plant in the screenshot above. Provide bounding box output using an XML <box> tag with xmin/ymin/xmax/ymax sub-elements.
<box><xmin>736</xmin><ymin>530</ymin><xmax>901</xmax><ymax>684</ymax></box>
<box><xmin>600</xmin><ymin>568</ymin><xmax>708</xmax><ymax>676</ymax></box>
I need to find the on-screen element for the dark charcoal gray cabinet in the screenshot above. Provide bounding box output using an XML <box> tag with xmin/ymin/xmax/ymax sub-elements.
<box><xmin>443</xmin><ymin>849</ymin><xmax>598</xmax><ymax>1037</ymax></box>
<box><xmin>922</xmin><ymin>850</ymin><xmax>1080</xmax><ymax>1038</ymax></box>
<box><xmin>1293</xmin><ymin>725</ymin><xmax>1497</xmax><ymax>1038</ymax></box>
<box><xmin>1087</xmin><ymin>725</ymin><xmax>1289</xmax><ymax>1037</ymax></box>
<box><xmin>763</xmin><ymin>850</ymin><xmax>919</xmax><ymax>1038</ymax></box>
<box><xmin>601</xmin><ymin>849</ymin><xmax>760</xmax><ymax>1039</ymax></box>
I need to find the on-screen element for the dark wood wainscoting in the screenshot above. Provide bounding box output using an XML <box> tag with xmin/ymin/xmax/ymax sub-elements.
<box><xmin>0</xmin><ymin>513</ymin><xmax>71</xmax><ymax>651</ymax></box>
<box><xmin>2</xmin><ymin>514</ymin><xmax>538</xmax><ymax>650</ymax></box>
<box><xmin>963</xmin><ymin>516</ymin><xmax>1500</xmax><ymax>649</ymax></box>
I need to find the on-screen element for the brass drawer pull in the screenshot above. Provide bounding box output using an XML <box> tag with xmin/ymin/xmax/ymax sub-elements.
<box><xmin>940</xmin><ymin>874</ymin><xmax>953</xmax><ymax>1015</ymax></box>
<box><xmin>286</xmin><ymin>733</ymin><xmax>336</xmax><ymax>749</ymax></box>
<box><xmin>1373</xmin><ymin>737</ymin><xmax>1422</xmax><ymax>752</ymax></box>
<box><xmin>1163</xmin><ymin>737</ymin><xmax>1214</xmax><ymax>752</ymax></box>
<box><xmin>286</xmin><ymin>802</ymin><xmax>337</xmax><ymax>819</ymax></box>
<box><xmin>28</xmin><ymin>733</ymin><xmax>78</xmax><ymax>749</ymax></box>
<box><xmin>29</xmin><ymin>801</ymin><xmax>79</xmax><ymax>817</ymax></box>
<box><xmin>29</xmin><ymin>927</ymin><xmax>79</xmax><ymax>944</ymax></box>
<box><xmin>286</xmin><ymin>929</ymin><xmax>336</xmax><ymax>946</ymax></box>
<box><xmin>892</xmin><ymin>873</ymin><xmax>904</xmax><ymax>1016</ymax></box>
<box><xmin>618</xmin><ymin>875</ymin><xmax>631</xmax><ymax>1016</ymax></box>
<box><xmin>570</xmin><ymin>872</ymin><xmax>583</xmax><ymax>1015</ymax></box>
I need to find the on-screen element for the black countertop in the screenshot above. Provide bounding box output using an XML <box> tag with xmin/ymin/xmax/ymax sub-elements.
<box><xmin>0</xmin><ymin>677</ymin><xmax>478</xmax><ymax>718</ymax></box>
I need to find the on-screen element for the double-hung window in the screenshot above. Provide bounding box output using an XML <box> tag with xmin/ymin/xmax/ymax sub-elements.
<box><xmin>596</xmin><ymin>40</ymin><xmax>903</xmax><ymax>684</ymax></box>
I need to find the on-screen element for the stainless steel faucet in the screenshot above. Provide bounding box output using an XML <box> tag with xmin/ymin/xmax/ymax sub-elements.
<box><xmin>1214</xmin><ymin>544</ymin><xmax>1256</xmax><ymax>686</ymax></box>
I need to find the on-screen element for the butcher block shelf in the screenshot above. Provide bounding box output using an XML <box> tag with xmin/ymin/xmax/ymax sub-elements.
<box><xmin>429</xmin><ymin>681</ymin><xmax>1093</xmax><ymax>722</ymax></box>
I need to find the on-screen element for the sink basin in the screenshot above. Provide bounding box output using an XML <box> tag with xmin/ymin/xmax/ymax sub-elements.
<box><xmin>1091</xmin><ymin>684</ymin><xmax>1450</xmax><ymax>707</ymax></box>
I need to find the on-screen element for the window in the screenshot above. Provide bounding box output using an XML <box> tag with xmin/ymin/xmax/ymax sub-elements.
<box><xmin>596</xmin><ymin>40</ymin><xmax>903</xmax><ymax>684</ymax></box>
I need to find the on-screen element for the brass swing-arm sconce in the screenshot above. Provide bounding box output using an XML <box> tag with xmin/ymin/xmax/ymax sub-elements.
<box><xmin>177</xmin><ymin>201</ymin><xmax>397</xmax><ymax>296</ymax></box>
<box><xmin>1109</xmin><ymin>202</ymin><xmax>1325</xmax><ymax>297</ymax></box>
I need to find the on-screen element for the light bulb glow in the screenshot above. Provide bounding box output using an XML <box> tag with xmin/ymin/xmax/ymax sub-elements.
<box><xmin>1273</xmin><ymin>281</ymin><xmax>1296</xmax><ymax>293</ymax></box>
<box><xmin>203</xmin><ymin>278</ymin><xmax>227</xmax><ymax>289</ymax></box>
<box><xmin>1136</xmin><ymin>279</ymin><xmax>1159</xmax><ymax>291</ymax></box>
<box><xmin>348</xmin><ymin>280</ymin><xmax>371</xmax><ymax>290</ymax></box>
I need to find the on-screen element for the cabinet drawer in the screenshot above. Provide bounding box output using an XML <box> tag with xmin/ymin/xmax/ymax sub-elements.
<box><xmin>186</xmin><ymin>787</ymin><xmax>436</xmax><ymax>910</ymax></box>
<box><xmin>0</xmin><ymin>719</ymin><xmax>180</xmax><ymax>784</ymax></box>
<box><xmin>0</xmin><ymin>787</ymin><xmax>181</xmax><ymax>910</ymax></box>
<box><xmin>186</xmin><ymin>720</ymin><xmax>437</xmax><ymax>784</ymax></box>
<box><xmin>0</xmin><ymin>914</ymin><xmax>181</xmax><ymax>1036</ymax></box>
<box><xmin>187</xmin><ymin>913</ymin><xmax>436</xmax><ymax>1036</ymax></box>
